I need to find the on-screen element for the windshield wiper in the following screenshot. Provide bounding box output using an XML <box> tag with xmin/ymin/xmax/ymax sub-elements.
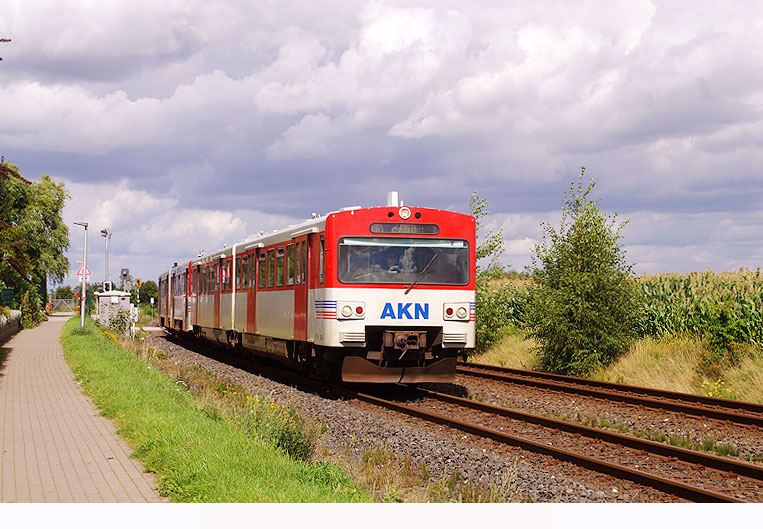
<box><xmin>404</xmin><ymin>252</ymin><xmax>438</xmax><ymax>295</ymax></box>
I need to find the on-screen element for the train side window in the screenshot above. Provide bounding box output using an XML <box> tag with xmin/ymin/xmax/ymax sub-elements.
<box><xmin>301</xmin><ymin>241</ymin><xmax>306</xmax><ymax>284</ymax></box>
<box><xmin>267</xmin><ymin>249</ymin><xmax>275</xmax><ymax>288</ymax></box>
<box><xmin>319</xmin><ymin>236</ymin><xmax>325</xmax><ymax>284</ymax></box>
<box><xmin>259</xmin><ymin>251</ymin><xmax>266</xmax><ymax>289</ymax></box>
<box><xmin>295</xmin><ymin>243</ymin><xmax>301</xmax><ymax>284</ymax></box>
<box><xmin>276</xmin><ymin>247</ymin><xmax>285</xmax><ymax>287</ymax></box>
<box><xmin>241</xmin><ymin>256</ymin><xmax>248</xmax><ymax>290</ymax></box>
<box><xmin>287</xmin><ymin>244</ymin><xmax>295</xmax><ymax>286</ymax></box>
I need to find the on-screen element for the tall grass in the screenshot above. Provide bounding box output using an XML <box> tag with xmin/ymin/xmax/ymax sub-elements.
<box><xmin>473</xmin><ymin>270</ymin><xmax>763</xmax><ymax>402</ymax></box>
<box><xmin>61</xmin><ymin>317</ymin><xmax>370</xmax><ymax>502</ymax></box>
<box><xmin>638</xmin><ymin>270</ymin><xmax>763</xmax><ymax>349</ymax></box>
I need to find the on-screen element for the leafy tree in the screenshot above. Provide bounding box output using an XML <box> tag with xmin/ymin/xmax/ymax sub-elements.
<box><xmin>0</xmin><ymin>161</ymin><xmax>70</xmax><ymax>307</ymax></box>
<box><xmin>526</xmin><ymin>168</ymin><xmax>641</xmax><ymax>375</ymax></box>
<box><xmin>469</xmin><ymin>191</ymin><xmax>506</xmax><ymax>281</ymax></box>
<box><xmin>54</xmin><ymin>285</ymin><xmax>76</xmax><ymax>299</ymax></box>
<box><xmin>139</xmin><ymin>280</ymin><xmax>158</xmax><ymax>302</ymax></box>
<box><xmin>469</xmin><ymin>192</ymin><xmax>511</xmax><ymax>351</ymax></box>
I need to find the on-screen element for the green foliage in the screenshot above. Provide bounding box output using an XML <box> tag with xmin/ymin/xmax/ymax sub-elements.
<box><xmin>469</xmin><ymin>191</ymin><xmax>506</xmax><ymax>281</ymax></box>
<box><xmin>475</xmin><ymin>281</ymin><xmax>531</xmax><ymax>351</ymax></box>
<box><xmin>638</xmin><ymin>271</ymin><xmax>763</xmax><ymax>368</ymax></box>
<box><xmin>526</xmin><ymin>168</ymin><xmax>641</xmax><ymax>375</ymax></box>
<box><xmin>60</xmin><ymin>317</ymin><xmax>370</xmax><ymax>502</ymax></box>
<box><xmin>139</xmin><ymin>280</ymin><xmax>158</xmax><ymax>302</ymax></box>
<box><xmin>107</xmin><ymin>309</ymin><xmax>132</xmax><ymax>336</ymax></box>
<box><xmin>0</xmin><ymin>161</ymin><xmax>70</xmax><ymax>302</ymax></box>
<box><xmin>19</xmin><ymin>285</ymin><xmax>45</xmax><ymax>327</ymax></box>
<box><xmin>54</xmin><ymin>285</ymin><xmax>76</xmax><ymax>299</ymax></box>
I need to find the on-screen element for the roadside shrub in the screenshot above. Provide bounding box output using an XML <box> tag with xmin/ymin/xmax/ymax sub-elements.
<box><xmin>237</xmin><ymin>394</ymin><xmax>321</xmax><ymax>461</ymax></box>
<box><xmin>475</xmin><ymin>281</ymin><xmax>531</xmax><ymax>351</ymax></box>
<box><xmin>526</xmin><ymin>169</ymin><xmax>641</xmax><ymax>376</ymax></box>
<box><xmin>19</xmin><ymin>287</ymin><xmax>46</xmax><ymax>328</ymax></box>
<box><xmin>107</xmin><ymin>309</ymin><xmax>132</xmax><ymax>336</ymax></box>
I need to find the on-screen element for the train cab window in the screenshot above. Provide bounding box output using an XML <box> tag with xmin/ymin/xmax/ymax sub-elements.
<box><xmin>337</xmin><ymin>237</ymin><xmax>469</xmax><ymax>285</ymax></box>
<box><xmin>276</xmin><ymin>247</ymin><xmax>285</xmax><ymax>287</ymax></box>
<box><xmin>241</xmin><ymin>256</ymin><xmax>249</xmax><ymax>289</ymax></box>
<box><xmin>286</xmin><ymin>244</ymin><xmax>295</xmax><ymax>286</ymax></box>
<box><xmin>235</xmin><ymin>257</ymin><xmax>241</xmax><ymax>290</ymax></box>
<box><xmin>319</xmin><ymin>236</ymin><xmax>325</xmax><ymax>284</ymax></box>
<box><xmin>267</xmin><ymin>249</ymin><xmax>275</xmax><ymax>288</ymax></box>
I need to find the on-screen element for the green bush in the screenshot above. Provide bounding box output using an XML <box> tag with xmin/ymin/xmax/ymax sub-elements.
<box><xmin>475</xmin><ymin>281</ymin><xmax>531</xmax><ymax>351</ymax></box>
<box><xmin>19</xmin><ymin>285</ymin><xmax>46</xmax><ymax>328</ymax></box>
<box><xmin>526</xmin><ymin>169</ymin><xmax>641</xmax><ymax>375</ymax></box>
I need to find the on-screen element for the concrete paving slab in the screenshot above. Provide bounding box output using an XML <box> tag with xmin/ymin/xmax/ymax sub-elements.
<box><xmin>0</xmin><ymin>313</ymin><xmax>163</xmax><ymax>502</ymax></box>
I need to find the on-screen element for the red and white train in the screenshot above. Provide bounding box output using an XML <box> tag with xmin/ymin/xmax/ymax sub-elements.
<box><xmin>158</xmin><ymin>193</ymin><xmax>476</xmax><ymax>383</ymax></box>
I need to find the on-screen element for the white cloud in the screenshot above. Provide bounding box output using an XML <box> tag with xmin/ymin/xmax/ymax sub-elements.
<box><xmin>3</xmin><ymin>0</ymin><xmax>762</xmax><ymax>281</ymax></box>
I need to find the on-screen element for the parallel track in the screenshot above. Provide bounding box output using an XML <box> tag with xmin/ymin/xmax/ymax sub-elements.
<box><xmin>457</xmin><ymin>362</ymin><xmax>763</xmax><ymax>428</ymax></box>
<box><xmin>162</xmin><ymin>333</ymin><xmax>759</xmax><ymax>502</ymax></box>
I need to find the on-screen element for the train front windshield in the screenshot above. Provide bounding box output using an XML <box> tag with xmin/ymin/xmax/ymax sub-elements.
<box><xmin>338</xmin><ymin>237</ymin><xmax>469</xmax><ymax>285</ymax></box>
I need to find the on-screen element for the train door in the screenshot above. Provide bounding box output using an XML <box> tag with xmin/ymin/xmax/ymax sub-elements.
<box><xmin>191</xmin><ymin>264</ymin><xmax>199</xmax><ymax>328</ymax></box>
<box><xmin>186</xmin><ymin>262</ymin><xmax>193</xmax><ymax>330</ymax></box>
<box><xmin>246</xmin><ymin>250</ymin><xmax>257</xmax><ymax>334</ymax></box>
<box><xmin>293</xmin><ymin>236</ymin><xmax>308</xmax><ymax>341</ymax></box>
<box><xmin>213</xmin><ymin>259</ymin><xmax>221</xmax><ymax>329</ymax></box>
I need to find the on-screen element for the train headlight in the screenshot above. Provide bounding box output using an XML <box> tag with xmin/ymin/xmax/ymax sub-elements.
<box><xmin>337</xmin><ymin>301</ymin><xmax>365</xmax><ymax>319</ymax></box>
<box><xmin>444</xmin><ymin>303</ymin><xmax>470</xmax><ymax>320</ymax></box>
<box><xmin>399</xmin><ymin>206</ymin><xmax>411</xmax><ymax>219</ymax></box>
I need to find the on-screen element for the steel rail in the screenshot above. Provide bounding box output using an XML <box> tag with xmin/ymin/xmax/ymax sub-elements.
<box><xmin>416</xmin><ymin>387</ymin><xmax>763</xmax><ymax>481</ymax></box>
<box><xmin>350</xmin><ymin>389</ymin><xmax>744</xmax><ymax>503</ymax></box>
<box><xmin>160</xmin><ymin>333</ymin><xmax>747</xmax><ymax>502</ymax></box>
<box><xmin>457</xmin><ymin>362</ymin><xmax>763</xmax><ymax>428</ymax></box>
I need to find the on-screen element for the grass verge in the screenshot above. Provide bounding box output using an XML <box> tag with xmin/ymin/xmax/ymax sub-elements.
<box><xmin>474</xmin><ymin>331</ymin><xmax>763</xmax><ymax>404</ymax></box>
<box><xmin>60</xmin><ymin>317</ymin><xmax>371</xmax><ymax>502</ymax></box>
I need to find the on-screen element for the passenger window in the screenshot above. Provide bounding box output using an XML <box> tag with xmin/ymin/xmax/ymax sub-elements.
<box><xmin>295</xmin><ymin>243</ymin><xmax>301</xmax><ymax>284</ymax></box>
<box><xmin>259</xmin><ymin>251</ymin><xmax>266</xmax><ymax>289</ymax></box>
<box><xmin>241</xmin><ymin>256</ymin><xmax>248</xmax><ymax>289</ymax></box>
<box><xmin>287</xmin><ymin>244</ymin><xmax>295</xmax><ymax>286</ymax></box>
<box><xmin>319</xmin><ymin>236</ymin><xmax>325</xmax><ymax>284</ymax></box>
<box><xmin>267</xmin><ymin>249</ymin><xmax>275</xmax><ymax>288</ymax></box>
<box><xmin>276</xmin><ymin>247</ymin><xmax>285</xmax><ymax>287</ymax></box>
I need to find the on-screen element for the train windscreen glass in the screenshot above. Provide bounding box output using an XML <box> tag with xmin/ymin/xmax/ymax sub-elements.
<box><xmin>338</xmin><ymin>237</ymin><xmax>469</xmax><ymax>285</ymax></box>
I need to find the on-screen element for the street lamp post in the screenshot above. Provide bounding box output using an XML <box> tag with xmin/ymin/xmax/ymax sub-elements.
<box><xmin>74</xmin><ymin>221</ymin><xmax>88</xmax><ymax>328</ymax></box>
<box><xmin>100</xmin><ymin>228</ymin><xmax>112</xmax><ymax>288</ymax></box>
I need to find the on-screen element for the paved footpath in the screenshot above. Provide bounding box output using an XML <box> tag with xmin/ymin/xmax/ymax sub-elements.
<box><xmin>0</xmin><ymin>313</ymin><xmax>162</xmax><ymax>502</ymax></box>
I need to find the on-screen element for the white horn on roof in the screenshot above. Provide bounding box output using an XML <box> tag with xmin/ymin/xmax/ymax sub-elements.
<box><xmin>386</xmin><ymin>191</ymin><xmax>399</xmax><ymax>207</ymax></box>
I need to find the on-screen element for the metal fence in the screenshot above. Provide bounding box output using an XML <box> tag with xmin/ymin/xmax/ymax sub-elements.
<box><xmin>50</xmin><ymin>298</ymin><xmax>78</xmax><ymax>312</ymax></box>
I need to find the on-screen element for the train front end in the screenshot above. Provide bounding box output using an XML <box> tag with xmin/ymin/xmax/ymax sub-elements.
<box><xmin>317</xmin><ymin>204</ymin><xmax>476</xmax><ymax>383</ymax></box>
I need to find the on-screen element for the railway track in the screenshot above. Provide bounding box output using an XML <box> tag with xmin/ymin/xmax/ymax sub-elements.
<box><xmin>162</xmin><ymin>333</ymin><xmax>761</xmax><ymax>502</ymax></box>
<box><xmin>457</xmin><ymin>362</ymin><xmax>763</xmax><ymax>428</ymax></box>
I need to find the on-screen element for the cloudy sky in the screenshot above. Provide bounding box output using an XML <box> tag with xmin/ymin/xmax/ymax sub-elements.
<box><xmin>1</xmin><ymin>0</ymin><xmax>761</xmax><ymax>288</ymax></box>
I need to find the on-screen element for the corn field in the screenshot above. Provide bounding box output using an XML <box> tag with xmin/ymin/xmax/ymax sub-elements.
<box><xmin>476</xmin><ymin>269</ymin><xmax>763</xmax><ymax>353</ymax></box>
<box><xmin>637</xmin><ymin>270</ymin><xmax>763</xmax><ymax>350</ymax></box>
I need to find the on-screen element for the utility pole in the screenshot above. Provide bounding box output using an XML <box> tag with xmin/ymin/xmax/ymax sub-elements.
<box><xmin>101</xmin><ymin>228</ymin><xmax>112</xmax><ymax>289</ymax></box>
<box><xmin>74</xmin><ymin>222</ymin><xmax>88</xmax><ymax>328</ymax></box>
